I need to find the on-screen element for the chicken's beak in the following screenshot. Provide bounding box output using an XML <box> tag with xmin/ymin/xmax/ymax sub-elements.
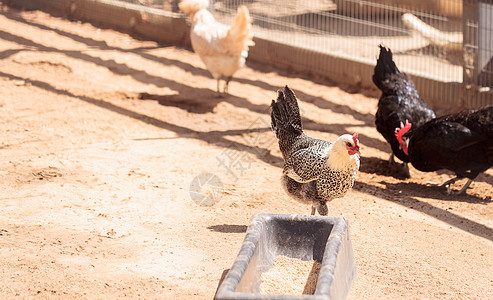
<box><xmin>352</xmin><ymin>147</ymin><xmax>361</xmax><ymax>156</ymax></box>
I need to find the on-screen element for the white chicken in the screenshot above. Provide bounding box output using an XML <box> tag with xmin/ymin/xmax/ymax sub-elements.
<box><xmin>179</xmin><ymin>0</ymin><xmax>254</xmax><ymax>96</ymax></box>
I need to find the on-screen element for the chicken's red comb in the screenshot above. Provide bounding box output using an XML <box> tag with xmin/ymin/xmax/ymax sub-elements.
<box><xmin>352</xmin><ymin>133</ymin><xmax>360</xmax><ymax>149</ymax></box>
<box><xmin>394</xmin><ymin>120</ymin><xmax>412</xmax><ymax>143</ymax></box>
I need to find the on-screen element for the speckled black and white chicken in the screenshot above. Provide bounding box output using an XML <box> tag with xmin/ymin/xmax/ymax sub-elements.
<box><xmin>270</xmin><ymin>86</ymin><xmax>361</xmax><ymax>215</ymax></box>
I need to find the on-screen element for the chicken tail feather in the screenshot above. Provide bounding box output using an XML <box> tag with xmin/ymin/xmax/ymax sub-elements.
<box><xmin>226</xmin><ymin>5</ymin><xmax>255</xmax><ymax>53</ymax></box>
<box><xmin>179</xmin><ymin>0</ymin><xmax>209</xmax><ymax>15</ymax></box>
<box><xmin>271</xmin><ymin>86</ymin><xmax>303</xmax><ymax>140</ymax></box>
<box><xmin>372</xmin><ymin>44</ymin><xmax>400</xmax><ymax>91</ymax></box>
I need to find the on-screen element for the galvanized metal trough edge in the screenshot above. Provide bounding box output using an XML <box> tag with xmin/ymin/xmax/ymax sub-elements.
<box><xmin>214</xmin><ymin>213</ymin><xmax>356</xmax><ymax>300</ymax></box>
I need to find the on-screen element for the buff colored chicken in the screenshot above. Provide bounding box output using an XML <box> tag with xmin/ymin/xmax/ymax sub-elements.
<box><xmin>179</xmin><ymin>0</ymin><xmax>254</xmax><ymax>96</ymax></box>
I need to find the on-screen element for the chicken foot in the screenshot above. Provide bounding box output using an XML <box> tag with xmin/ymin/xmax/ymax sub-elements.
<box><xmin>215</xmin><ymin>76</ymin><xmax>233</xmax><ymax>97</ymax></box>
<box><xmin>427</xmin><ymin>177</ymin><xmax>457</xmax><ymax>190</ymax></box>
<box><xmin>427</xmin><ymin>177</ymin><xmax>472</xmax><ymax>195</ymax></box>
<box><xmin>311</xmin><ymin>199</ymin><xmax>328</xmax><ymax>216</ymax></box>
<box><xmin>452</xmin><ymin>178</ymin><xmax>473</xmax><ymax>195</ymax></box>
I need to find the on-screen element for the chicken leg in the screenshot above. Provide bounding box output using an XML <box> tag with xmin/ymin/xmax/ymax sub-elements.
<box><xmin>389</xmin><ymin>152</ymin><xmax>411</xmax><ymax>178</ymax></box>
<box><xmin>216</xmin><ymin>79</ymin><xmax>223</xmax><ymax>98</ymax></box>
<box><xmin>402</xmin><ymin>162</ymin><xmax>410</xmax><ymax>178</ymax></box>
<box><xmin>215</xmin><ymin>76</ymin><xmax>233</xmax><ymax>97</ymax></box>
<box><xmin>388</xmin><ymin>152</ymin><xmax>395</xmax><ymax>165</ymax></box>
<box><xmin>224</xmin><ymin>76</ymin><xmax>233</xmax><ymax>94</ymax></box>
<box><xmin>311</xmin><ymin>199</ymin><xmax>328</xmax><ymax>216</ymax></box>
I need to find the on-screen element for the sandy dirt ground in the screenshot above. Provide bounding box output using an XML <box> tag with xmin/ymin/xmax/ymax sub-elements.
<box><xmin>0</xmin><ymin>5</ymin><xmax>492</xmax><ymax>299</ymax></box>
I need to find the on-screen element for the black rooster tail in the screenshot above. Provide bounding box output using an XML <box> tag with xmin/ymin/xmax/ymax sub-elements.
<box><xmin>270</xmin><ymin>85</ymin><xmax>303</xmax><ymax>140</ymax></box>
<box><xmin>372</xmin><ymin>45</ymin><xmax>400</xmax><ymax>92</ymax></box>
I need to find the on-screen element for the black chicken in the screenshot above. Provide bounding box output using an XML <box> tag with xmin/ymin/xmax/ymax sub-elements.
<box><xmin>373</xmin><ymin>45</ymin><xmax>436</xmax><ymax>177</ymax></box>
<box><xmin>395</xmin><ymin>106</ymin><xmax>493</xmax><ymax>194</ymax></box>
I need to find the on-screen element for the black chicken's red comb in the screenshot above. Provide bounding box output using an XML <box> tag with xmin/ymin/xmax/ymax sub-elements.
<box><xmin>394</xmin><ymin>120</ymin><xmax>412</xmax><ymax>143</ymax></box>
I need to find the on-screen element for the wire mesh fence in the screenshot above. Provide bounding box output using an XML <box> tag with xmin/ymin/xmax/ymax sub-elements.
<box><xmin>115</xmin><ymin>0</ymin><xmax>493</xmax><ymax>107</ymax></box>
<box><xmin>477</xmin><ymin>1</ymin><xmax>493</xmax><ymax>87</ymax></box>
<box><xmin>464</xmin><ymin>0</ymin><xmax>493</xmax><ymax>88</ymax></box>
<box><xmin>209</xmin><ymin>0</ymin><xmax>463</xmax><ymax>82</ymax></box>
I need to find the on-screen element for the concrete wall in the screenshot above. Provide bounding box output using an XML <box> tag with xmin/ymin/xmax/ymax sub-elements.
<box><xmin>3</xmin><ymin>0</ymin><xmax>190</xmax><ymax>46</ymax></box>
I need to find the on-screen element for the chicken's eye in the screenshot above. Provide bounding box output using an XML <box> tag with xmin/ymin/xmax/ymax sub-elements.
<box><xmin>346</xmin><ymin>142</ymin><xmax>352</xmax><ymax>148</ymax></box>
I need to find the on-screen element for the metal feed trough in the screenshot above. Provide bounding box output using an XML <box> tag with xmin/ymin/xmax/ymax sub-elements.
<box><xmin>215</xmin><ymin>213</ymin><xmax>356</xmax><ymax>300</ymax></box>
